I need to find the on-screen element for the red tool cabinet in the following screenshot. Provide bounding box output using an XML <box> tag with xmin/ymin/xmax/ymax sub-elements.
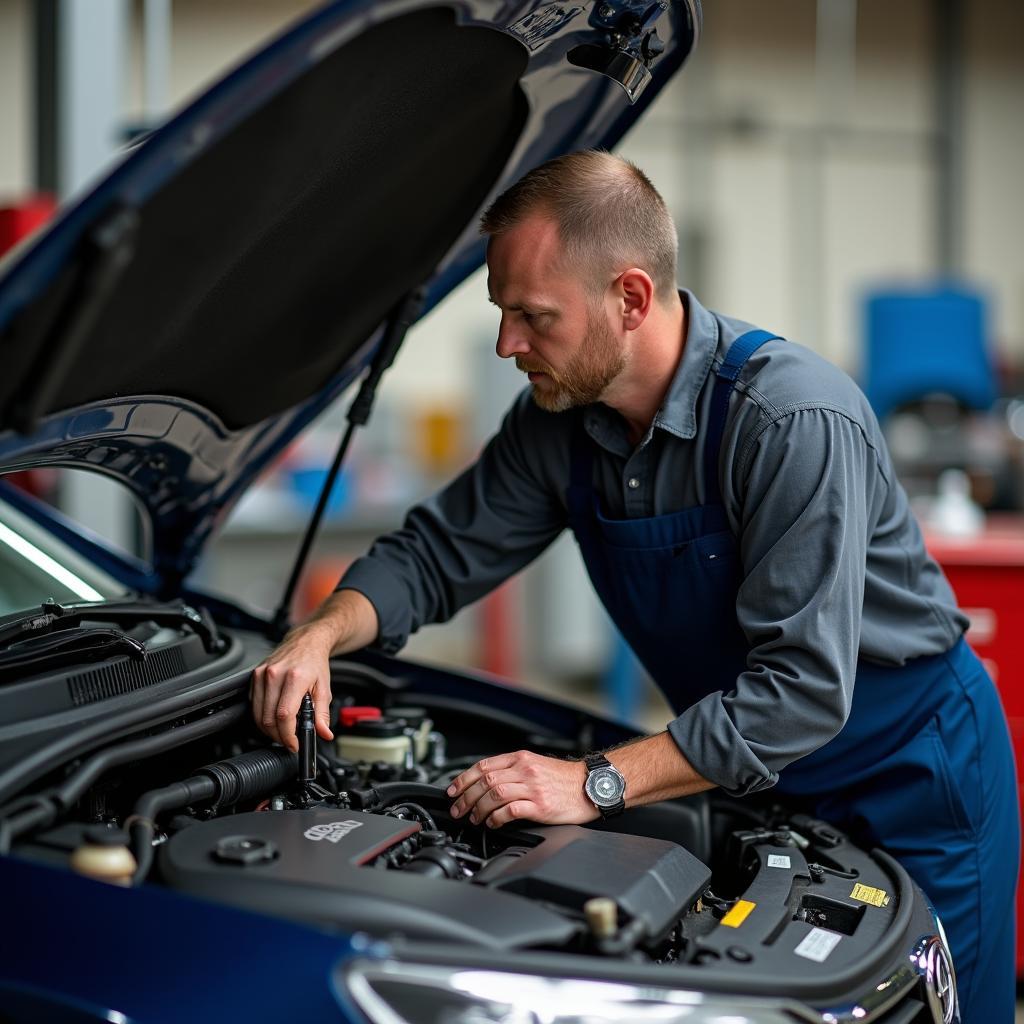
<box><xmin>926</xmin><ymin>517</ymin><xmax>1024</xmax><ymax>974</ymax></box>
<box><xmin>0</xmin><ymin>196</ymin><xmax>56</xmax><ymax>255</ymax></box>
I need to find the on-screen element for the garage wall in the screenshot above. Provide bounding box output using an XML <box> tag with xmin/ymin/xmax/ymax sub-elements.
<box><xmin>623</xmin><ymin>0</ymin><xmax>1024</xmax><ymax>374</ymax></box>
<box><xmin>964</xmin><ymin>0</ymin><xmax>1024</xmax><ymax>362</ymax></box>
<box><xmin>0</xmin><ymin>0</ymin><xmax>1020</xmax><ymax>693</ymax></box>
<box><xmin>0</xmin><ymin>0</ymin><xmax>1020</xmax><ymax>379</ymax></box>
<box><xmin>127</xmin><ymin>0</ymin><xmax>321</xmax><ymax>115</ymax></box>
<box><xmin>388</xmin><ymin>0</ymin><xmax>1024</xmax><ymax>407</ymax></box>
<box><xmin>650</xmin><ymin>0</ymin><xmax>940</xmax><ymax>371</ymax></box>
<box><xmin>0</xmin><ymin>0</ymin><xmax>31</xmax><ymax>196</ymax></box>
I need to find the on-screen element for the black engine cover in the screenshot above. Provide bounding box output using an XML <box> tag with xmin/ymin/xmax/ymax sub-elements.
<box><xmin>160</xmin><ymin>809</ymin><xmax>577</xmax><ymax>950</ymax></box>
<box><xmin>160</xmin><ymin>809</ymin><xmax>710</xmax><ymax>949</ymax></box>
<box><xmin>478</xmin><ymin>825</ymin><xmax>711</xmax><ymax>939</ymax></box>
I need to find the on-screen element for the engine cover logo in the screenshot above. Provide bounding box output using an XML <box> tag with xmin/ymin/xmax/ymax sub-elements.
<box><xmin>304</xmin><ymin>819</ymin><xmax>365</xmax><ymax>843</ymax></box>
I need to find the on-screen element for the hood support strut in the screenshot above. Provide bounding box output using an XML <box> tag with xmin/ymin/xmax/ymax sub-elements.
<box><xmin>269</xmin><ymin>286</ymin><xmax>426</xmax><ymax>641</ymax></box>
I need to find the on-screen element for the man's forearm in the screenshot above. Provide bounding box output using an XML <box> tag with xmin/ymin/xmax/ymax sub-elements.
<box><xmin>299</xmin><ymin>588</ymin><xmax>380</xmax><ymax>656</ymax></box>
<box><xmin>447</xmin><ymin>729</ymin><xmax>715</xmax><ymax>829</ymax></box>
<box><xmin>307</xmin><ymin>596</ymin><xmax>711</xmax><ymax>805</ymax></box>
<box><xmin>606</xmin><ymin>731</ymin><xmax>715</xmax><ymax>806</ymax></box>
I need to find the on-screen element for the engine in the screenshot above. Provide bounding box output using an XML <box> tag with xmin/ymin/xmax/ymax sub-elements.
<box><xmin>144</xmin><ymin>695</ymin><xmax>713</xmax><ymax>953</ymax></box>
<box><xmin>4</xmin><ymin>669</ymin><xmax>903</xmax><ymax>970</ymax></box>
<box><xmin>160</xmin><ymin>806</ymin><xmax>710</xmax><ymax>951</ymax></box>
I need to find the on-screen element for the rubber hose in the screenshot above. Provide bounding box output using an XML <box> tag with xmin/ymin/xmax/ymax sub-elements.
<box><xmin>130</xmin><ymin>747</ymin><xmax>297</xmax><ymax>884</ymax></box>
<box><xmin>196</xmin><ymin>747</ymin><xmax>297</xmax><ymax>808</ymax></box>
<box><xmin>0</xmin><ymin>704</ymin><xmax>247</xmax><ymax>849</ymax></box>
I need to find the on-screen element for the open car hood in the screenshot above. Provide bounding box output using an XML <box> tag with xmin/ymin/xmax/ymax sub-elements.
<box><xmin>0</xmin><ymin>0</ymin><xmax>700</xmax><ymax>593</ymax></box>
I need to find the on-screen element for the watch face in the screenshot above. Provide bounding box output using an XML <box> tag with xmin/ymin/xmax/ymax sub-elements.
<box><xmin>585</xmin><ymin>767</ymin><xmax>624</xmax><ymax>807</ymax></box>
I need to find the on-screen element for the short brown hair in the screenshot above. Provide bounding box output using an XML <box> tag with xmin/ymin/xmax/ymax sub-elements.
<box><xmin>480</xmin><ymin>150</ymin><xmax>678</xmax><ymax>302</ymax></box>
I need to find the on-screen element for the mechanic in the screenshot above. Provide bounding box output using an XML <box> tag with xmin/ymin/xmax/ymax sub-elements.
<box><xmin>251</xmin><ymin>151</ymin><xmax>1017</xmax><ymax>1021</ymax></box>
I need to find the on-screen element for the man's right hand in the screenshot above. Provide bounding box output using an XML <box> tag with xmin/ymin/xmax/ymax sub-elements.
<box><xmin>250</xmin><ymin>589</ymin><xmax>379</xmax><ymax>751</ymax></box>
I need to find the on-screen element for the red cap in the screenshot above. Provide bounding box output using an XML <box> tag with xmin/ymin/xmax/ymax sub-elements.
<box><xmin>339</xmin><ymin>706</ymin><xmax>382</xmax><ymax>728</ymax></box>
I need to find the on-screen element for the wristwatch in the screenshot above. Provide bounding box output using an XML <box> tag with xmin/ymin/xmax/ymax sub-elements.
<box><xmin>583</xmin><ymin>752</ymin><xmax>626</xmax><ymax>819</ymax></box>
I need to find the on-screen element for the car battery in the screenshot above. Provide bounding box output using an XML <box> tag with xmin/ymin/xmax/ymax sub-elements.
<box><xmin>335</xmin><ymin>705</ymin><xmax>432</xmax><ymax>766</ymax></box>
<box><xmin>926</xmin><ymin>516</ymin><xmax>1024</xmax><ymax>975</ymax></box>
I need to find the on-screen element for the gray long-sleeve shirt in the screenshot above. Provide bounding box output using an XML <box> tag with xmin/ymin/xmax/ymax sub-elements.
<box><xmin>338</xmin><ymin>289</ymin><xmax>967</xmax><ymax>796</ymax></box>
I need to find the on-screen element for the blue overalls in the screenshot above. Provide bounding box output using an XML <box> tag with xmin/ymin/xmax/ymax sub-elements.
<box><xmin>567</xmin><ymin>330</ymin><xmax>1019</xmax><ymax>1023</ymax></box>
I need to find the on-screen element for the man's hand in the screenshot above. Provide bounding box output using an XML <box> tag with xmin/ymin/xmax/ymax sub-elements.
<box><xmin>447</xmin><ymin>750</ymin><xmax>597</xmax><ymax>828</ymax></box>
<box><xmin>250</xmin><ymin>589</ymin><xmax>378</xmax><ymax>751</ymax></box>
<box><xmin>447</xmin><ymin>733</ymin><xmax>715</xmax><ymax>830</ymax></box>
<box><xmin>250</xmin><ymin>623</ymin><xmax>336</xmax><ymax>751</ymax></box>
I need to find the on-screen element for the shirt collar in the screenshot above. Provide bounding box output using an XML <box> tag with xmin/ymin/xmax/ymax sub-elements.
<box><xmin>582</xmin><ymin>288</ymin><xmax>720</xmax><ymax>452</ymax></box>
<box><xmin>653</xmin><ymin>289</ymin><xmax>720</xmax><ymax>441</ymax></box>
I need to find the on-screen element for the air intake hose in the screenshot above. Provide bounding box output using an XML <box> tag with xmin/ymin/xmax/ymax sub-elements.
<box><xmin>196</xmin><ymin>748</ymin><xmax>298</xmax><ymax>808</ymax></box>
<box><xmin>129</xmin><ymin>747</ymin><xmax>296</xmax><ymax>884</ymax></box>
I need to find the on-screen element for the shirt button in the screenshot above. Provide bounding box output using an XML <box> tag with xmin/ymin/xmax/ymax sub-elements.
<box><xmin>627</xmin><ymin>477</ymin><xmax>640</xmax><ymax>490</ymax></box>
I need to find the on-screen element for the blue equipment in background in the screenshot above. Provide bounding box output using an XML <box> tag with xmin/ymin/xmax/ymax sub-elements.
<box><xmin>863</xmin><ymin>285</ymin><xmax>995</xmax><ymax>421</ymax></box>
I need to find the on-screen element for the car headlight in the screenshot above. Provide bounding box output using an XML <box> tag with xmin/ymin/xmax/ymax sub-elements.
<box><xmin>344</xmin><ymin>960</ymin><xmax>817</xmax><ymax>1024</ymax></box>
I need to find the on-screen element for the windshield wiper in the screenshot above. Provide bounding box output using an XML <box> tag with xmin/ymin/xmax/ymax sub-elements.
<box><xmin>0</xmin><ymin>628</ymin><xmax>146</xmax><ymax>681</ymax></box>
<box><xmin>0</xmin><ymin>600</ymin><xmax>226</xmax><ymax>654</ymax></box>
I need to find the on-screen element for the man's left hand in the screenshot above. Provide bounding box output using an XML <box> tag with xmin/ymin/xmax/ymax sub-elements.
<box><xmin>447</xmin><ymin>750</ymin><xmax>597</xmax><ymax>828</ymax></box>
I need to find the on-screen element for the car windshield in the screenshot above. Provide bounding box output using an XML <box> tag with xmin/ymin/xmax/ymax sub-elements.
<box><xmin>0</xmin><ymin>492</ymin><xmax>130</xmax><ymax>616</ymax></box>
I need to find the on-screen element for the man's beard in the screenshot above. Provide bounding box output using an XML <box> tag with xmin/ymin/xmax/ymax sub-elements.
<box><xmin>516</xmin><ymin>307</ymin><xmax>626</xmax><ymax>413</ymax></box>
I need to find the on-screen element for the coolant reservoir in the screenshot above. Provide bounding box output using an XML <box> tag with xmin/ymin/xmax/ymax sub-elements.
<box><xmin>70</xmin><ymin>825</ymin><xmax>138</xmax><ymax>886</ymax></box>
<box><xmin>335</xmin><ymin>706</ymin><xmax>432</xmax><ymax>766</ymax></box>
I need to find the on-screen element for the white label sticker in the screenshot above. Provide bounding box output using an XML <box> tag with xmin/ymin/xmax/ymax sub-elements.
<box><xmin>794</xmin><ymin>928</ymin><xmax>842</xmax><ymax>963</ymax></box>
<box><xmin>766</xmin><ymin>854</ymin><xmax>791</xmax><ymax>869</ymax></box>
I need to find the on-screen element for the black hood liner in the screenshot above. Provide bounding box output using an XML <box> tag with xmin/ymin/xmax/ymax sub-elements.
<box><xmin>2</xmin><ymin>7</ymin><xmax>527</xmax><ymax>431</ymax></box>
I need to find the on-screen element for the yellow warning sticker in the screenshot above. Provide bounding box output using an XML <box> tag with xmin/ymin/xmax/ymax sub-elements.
<box><xmin>721</xmin><ymin>900</ymin><xmax>756</xmax><ymax>928</ymax></box>
<box><xmin>850</xmin><ymin>883</ymin><xmax>890</xmax><ymax>907</ymax></box>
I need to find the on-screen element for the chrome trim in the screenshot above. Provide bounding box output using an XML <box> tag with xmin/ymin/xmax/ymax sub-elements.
<box><xmin>818</xmin><ymin>962</ymin><xmax>920</xmax><ymax>1023</ymax></box>
<box><xmin>818</xmin><ymin>931</ymin><xmax>959</xmax><ymax>1024</ymax></box>
<box><xmin>911</xmin><ymin>935</ymin><xmax>958</xmax><ymax>1024</ymax></box>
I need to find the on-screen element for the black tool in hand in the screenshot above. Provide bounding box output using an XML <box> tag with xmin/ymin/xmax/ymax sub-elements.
<box><xmin>297</xmin><ymin>693</ymin><xmax>318</xmax><ymax>784</ymax></box>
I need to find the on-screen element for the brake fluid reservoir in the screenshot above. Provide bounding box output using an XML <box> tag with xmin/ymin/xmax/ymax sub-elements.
<box><xmin>335</xmin><ymin>706</ymin><xmax>432</xmax><ymax>766</ymax></box>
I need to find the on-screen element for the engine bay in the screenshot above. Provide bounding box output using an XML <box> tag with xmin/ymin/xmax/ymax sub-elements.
<box><xmin>3</xmin><ymin>656</ymin><xmax>908</xmax><ymax>979</ymax></box>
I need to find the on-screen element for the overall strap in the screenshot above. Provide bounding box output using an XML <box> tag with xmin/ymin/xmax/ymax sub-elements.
<box><xmin>702</xmin><ymin>329</ymin><xmax>782</xmax><ymax>506</ymax></box>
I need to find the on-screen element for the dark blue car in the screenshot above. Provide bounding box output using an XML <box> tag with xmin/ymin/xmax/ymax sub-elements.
<box><xmin>0</xmin><ymin>3</ymin><xmax>958</xmax><ymax>1021</ymax></box>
